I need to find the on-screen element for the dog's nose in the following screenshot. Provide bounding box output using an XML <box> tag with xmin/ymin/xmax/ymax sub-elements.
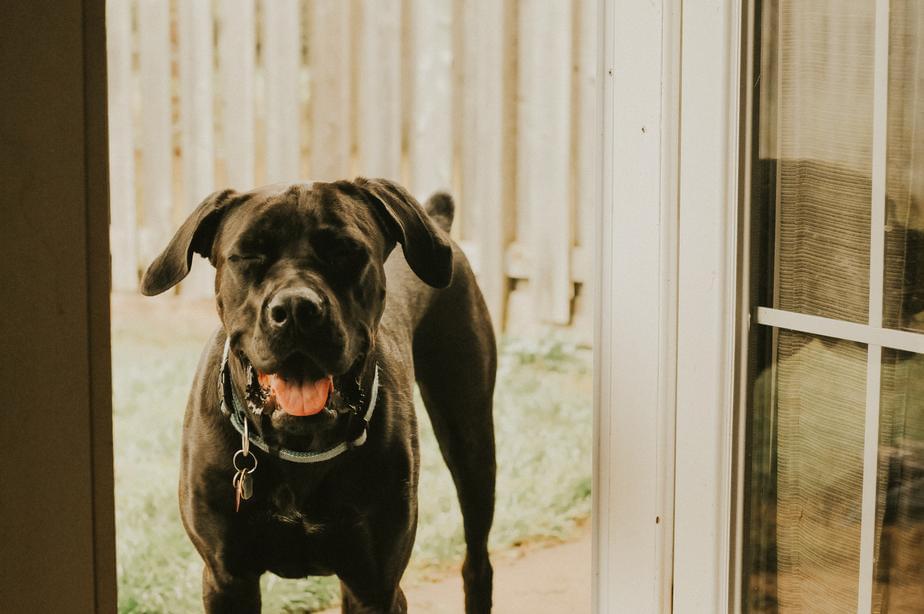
<box><xmin>266</xmin><ymin>288</ymin><xmax>324</xmax><ymax>332</ymax></box>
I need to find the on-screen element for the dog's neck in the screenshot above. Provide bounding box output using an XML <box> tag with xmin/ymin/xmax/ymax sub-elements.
<box><xmin>226</xmin><ymin>350</ymin><xmax>379</xmax><ymax>458</ymax></box>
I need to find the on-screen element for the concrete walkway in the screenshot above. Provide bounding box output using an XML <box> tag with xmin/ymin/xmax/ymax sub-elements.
<box><xmin>320</xmin><ymin>531</ymin><xmax>591</xmax><ymax>613</ymax></box>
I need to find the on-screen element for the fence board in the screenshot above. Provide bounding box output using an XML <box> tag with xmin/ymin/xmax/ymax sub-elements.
<box><xmin>575</xmin><ymin>0</ymin><xmax>597</xmax><ymax>256</ymax></box>
<box><xmin>106</xmin><ymin>0</ymin><xmax>137</xmax><ymax>292</ymax></box>
<box><xmin>263</xmin><ymin>0</ymin><xmax>301</xmax><ymax>184</ymax></box>
<box><xmin>220</xmin><ymin>0</ymin><xmax>256</xmax><ymax>189</ymax></box>
<box><xmin>356</xmin><ymin>0</ymin><xmax>402</xmax><ymax>179</ymax></box>
<box><xmin>137</xmin><ymin>0</ymin><xmax>173</xmax><ymax>270</ymax></box>
<box><xmin>178</xmin><ymin>0</ymin><xmax>216</xmax><ymax>298</ymax></box>
<box><xmin>572</xmin><ymin>0</ymin><xmax>598</xmax><ymax>338</ymax></box>
<box><xmin>309</xmin><ymin>0</ymin><xmax>352</xmax><ymax>181</ymax></box>
<box><xmin>109</xmin><ymin>0</ymin><xmax>595</xmax><ymax>334</ymax></box>
<box><xmin>407</xmin><ymin>0</ymin><xmax>452</xmax><ymax>200</ymax></box>
<box><xmin>517</xmin><ymin>0</ymin><xmax>573</xmax><ymax>324</ymax></box>
<box><xmin>459</xmin><ymin>0</ymin><xmax>512</xmax><ymax>328</ymax></box>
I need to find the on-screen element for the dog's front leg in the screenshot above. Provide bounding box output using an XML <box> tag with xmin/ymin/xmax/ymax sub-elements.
<box><xmin>340</xmin><ymin>581</ymin><xmax>407</xmax><ymax>614</ymax></box>
<box><xmin>181</xmin><ymin>473</ymin><xmax>262</xmax><ymax>612</ymax></box>
<box><xmin>202</xmin><ymin>562</ymin><xmax>261</xmax><ymax>614</ymax></box>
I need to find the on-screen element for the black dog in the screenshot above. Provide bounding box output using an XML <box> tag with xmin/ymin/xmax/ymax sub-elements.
<box><xmin>142</xmin><ymin>178</ymin><xmax>496</xmax><ymax>613</ymax></box>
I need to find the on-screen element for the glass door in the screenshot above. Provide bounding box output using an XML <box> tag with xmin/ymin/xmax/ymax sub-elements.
<box><xmin>741</xmin><ymin>1</ymin><xmax>924</xmax><ymax>612</ymax></box>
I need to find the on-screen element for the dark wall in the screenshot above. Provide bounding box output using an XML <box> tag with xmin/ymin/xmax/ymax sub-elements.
<box><xmin>0</xmin><ymin>1</ymin><xmax>115</xmax><ymax>611</ymax></box>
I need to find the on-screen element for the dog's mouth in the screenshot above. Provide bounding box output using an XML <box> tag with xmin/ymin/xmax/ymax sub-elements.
<box><xmin>244</xmin><ymin>354</ymin><xmax>335</xmax><ymax>417</ymax></box>
<box><xmin>257</xmin><ymin>371</ymin><xmax>332</xmax><ymax>417</ymax></box>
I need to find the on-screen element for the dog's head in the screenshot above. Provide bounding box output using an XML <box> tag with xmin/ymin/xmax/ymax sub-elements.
<box><xmin>141</xmin><ymin>178</ymin><xmax>452</xmax><ymax>423</ymax></box>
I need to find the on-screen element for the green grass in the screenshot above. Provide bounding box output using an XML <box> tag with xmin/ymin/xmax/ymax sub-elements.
<box><xmin>113</xmin><ymin>301</ymin><xmax>591</xmax><ymax>612</ymax></box>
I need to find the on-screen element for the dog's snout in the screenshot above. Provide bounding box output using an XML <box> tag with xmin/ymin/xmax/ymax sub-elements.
<box><xmin>266</xmin><ymin>287</ymin><xmax>324</xmax><ymax>332</ymax></box>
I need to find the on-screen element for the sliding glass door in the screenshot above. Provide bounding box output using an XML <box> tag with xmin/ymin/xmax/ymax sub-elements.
<box><xmin>741</xmin><ymin>1</ymin><xmax>924</xmax><ymax>612</ymax></box>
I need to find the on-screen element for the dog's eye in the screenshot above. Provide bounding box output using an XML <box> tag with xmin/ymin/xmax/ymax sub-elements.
<box><xmin>315</xmin><ymin>236</ymin><xmax>367</xmax><ymax>273</ymax></box>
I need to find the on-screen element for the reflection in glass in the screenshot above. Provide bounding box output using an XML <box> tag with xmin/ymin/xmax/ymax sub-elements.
<box><xmin>743</xmin><ymin>0</ymin><xmax>924</xmax><ymax>611</ymax></box>
<box><xmin>760</xmin><ymin>0</ymin><xmax>873</xmax><ymax>324</ymax></box>
<box><xmin>746</xmin><ymin>331</ymin><xmax>867</xmax><ymax>613</ymax></box>
<box><xmin>884</xmin><ymin>3</ymin><xmax>924</xmax><ymax>334</ymax></box>
<box><xmin>875</xmin><ymin>349</ymin><xmax>924</xmax><ymax>611</ymax></box>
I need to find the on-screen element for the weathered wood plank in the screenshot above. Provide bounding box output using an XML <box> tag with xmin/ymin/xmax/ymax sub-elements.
<box><xmin>137</xmin><ymin>0</ymin><xmax>174</xmax><ymax>271</ymax></box>
<box><xmin>459</xmin><ymin>0</ymin><xmax>513</xmax><ymax>329</ymax></box>
<box><xmin>572</xmin><ymin>0</ymin><xmax>598</xmax><ymax>339</ymax></box>
<box><xmin>356</xmin><ymin>0</ymin><xmax>402</xmax><ymax>179</ymax></box>
<box><xmin>263</xmin><ymin>0</ymin><xmax>301</xmax><ymax>184</ymax></box>
<box><xmin>113</xmin><ymin>0</ymin><xmax>589</xmax><ymax>338</ymax></box>
<box><xmin>504</xmin><ymin>243</ymin><xmax>590</xmax><ymax>285</ymax></box>
<box><xmin>178</xmin><ymin>0</ymin><xmax>216</xmax><ymax>298</ymax></box>
<box><xmin>407</xmin><ymin>0</ymin><xmax>452</xmax><ymax>199</ymax></box>
<box><xmin>517</xmin><ymin>0</ymin><xmax>573</xmax><ymax>324</ymax></box>
<box><xmin>575</xmin><ymin>0</ymin><xmax>597</xmax><ymax>260</ymax></box>
<box><xmin>309</xmin><ymin>0</ymin><xmax>353</xmax><ymax>181</ymax></box>
<box><xmin>219</xmin><ymin>0</ymin><xmax>256</xmax><ymax>188</ymax></box>
<box><xmin>106</xmin><ymin>0</ymin><xmax>137</xmax><ymax>292</ymax></box>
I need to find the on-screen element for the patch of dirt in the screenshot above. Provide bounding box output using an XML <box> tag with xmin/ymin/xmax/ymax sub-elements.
<box><xmin>319</xmin><ymin>529</ymin><xmax>591</xmax><ymax>613</ymax></box>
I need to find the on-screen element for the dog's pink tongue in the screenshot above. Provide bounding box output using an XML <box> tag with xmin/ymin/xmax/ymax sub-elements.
<box><xmin>268</xmin><ymin>375</ymin><xmax>332</xmax><ymax>416</ymax></box>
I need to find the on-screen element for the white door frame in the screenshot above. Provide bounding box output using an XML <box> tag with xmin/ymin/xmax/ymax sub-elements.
<box><xmin>594</xmin><ymin>0</ymin><xmax>743</xmax><ymax>611</ymax></box>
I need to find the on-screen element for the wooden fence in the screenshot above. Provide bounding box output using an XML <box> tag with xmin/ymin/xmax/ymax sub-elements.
<box><xmin>106</xmin><ymin>0</ymin><xmax>597</xmax><ymax>335</ymax></box>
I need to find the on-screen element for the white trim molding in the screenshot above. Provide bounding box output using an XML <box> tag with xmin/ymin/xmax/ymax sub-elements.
<box><xmin>672</xmin><ymin>0</ymin><xmax>743</xmax><ymax>612</ymax></box>
<box><xmin>596</xmin><ymin>0</ymin><xmax>743</xmax><ymax>611</ymax></box>
<box><xmin>593</xmin><ymin>0</ymin><xmax>680</xmax><ymax>612</ymax></box>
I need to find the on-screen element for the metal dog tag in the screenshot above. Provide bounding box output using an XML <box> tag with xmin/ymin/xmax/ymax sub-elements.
<box><xmin>232</xmin><ymin>424</ymin><xmax>258</xmax><ymax>511</ymax></box>
<box><xmin>233</xmin><ymin>469</ymin><xmax>254</xmax><ymax>512</ymax></box>
<box><xmin>240</xmin><ymin>471</ymin><xmax>253</xmax><ymax>500</ymax></box>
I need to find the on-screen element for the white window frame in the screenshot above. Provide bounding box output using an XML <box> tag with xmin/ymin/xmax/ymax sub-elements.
<box><xmin>596</xmin><ymin>0</ymin><xmax>924</xmax><ymax>612</ymax></box>
<box><xmin>738</xmin><ymin>1</ymin><xmax>923</xmax><ymax>612</ymax></box>
<box><xmin>594</xmin><ymin>0</ymin><xmax>743</xmax><ymax>611</ymax></box>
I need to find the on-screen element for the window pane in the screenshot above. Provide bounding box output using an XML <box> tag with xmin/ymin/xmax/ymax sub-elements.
<box><xmin>883</xmin><ymin>2</ymin><xmax>924</xmax><ymax>334</ymax></box>
<box><xmin>745</xmin><ymin>3</ymin><xmax>924</xmax><ymax>613</ymax></box>
<box><xmin>745</xmin><ymin>331</ymin><xmax>867</xmax><ymax>613</ymax></box>
<box><xmin>874</xmin><ymin>348</ymin><xmax>924</xmax><ymax>611</ymax></box>
<box><xmin>758</xmin><ymin>0</ymin><xmax>874</xmax><ymax>323</ymax></box>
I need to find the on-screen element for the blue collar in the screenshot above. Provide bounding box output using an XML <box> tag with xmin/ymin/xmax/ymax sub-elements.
<box><xmin>218</xmin><ymin>337</ymin><xmax>380</xmax><ymax>463</ymax></box>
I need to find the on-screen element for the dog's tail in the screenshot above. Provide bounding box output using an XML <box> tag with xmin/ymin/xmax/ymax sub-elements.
<box><xmin>424</xmin><ymin>192</ymin><xmax>454</xmax><ymax>233</ymax></box>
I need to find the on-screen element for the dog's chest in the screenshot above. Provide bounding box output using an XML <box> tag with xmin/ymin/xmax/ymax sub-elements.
<box><xmin>259</xmin><ymin>479</ymin><xmax>338</xmax><ymax>532</ymax></box>
<box><xmin>265</xmin><ymin>493</ymin><xmax>328</xmax><ymax>534</ymax></box>
<box><xmin>247</xmin><ymin>481</ymin><xmax>354</xmax><ymax>577</ymax></box>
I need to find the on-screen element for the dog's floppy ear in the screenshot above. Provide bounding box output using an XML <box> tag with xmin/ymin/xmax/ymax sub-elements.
<box><xmin>356</xmin><ymin>177</ymin><xmax>453</xmax><ymax>288</ymax></box>
<box><xmin>140</xmin><ymin>189</ymin><xmax>237</xmax><ymax>296</ymax></box>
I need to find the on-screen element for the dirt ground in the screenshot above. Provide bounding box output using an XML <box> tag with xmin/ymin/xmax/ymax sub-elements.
<box><xmin>320</xmin><ymin>529</ymin><xmax>591</xmax><ymax>614</ymax></box>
